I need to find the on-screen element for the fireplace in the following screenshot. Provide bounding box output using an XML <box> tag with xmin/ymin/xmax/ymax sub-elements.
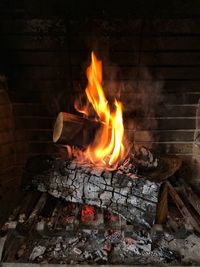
<box><xmin>1</xmin><ymin>1</ymin><xmax>200</xmax><ymax>266</ymax></box>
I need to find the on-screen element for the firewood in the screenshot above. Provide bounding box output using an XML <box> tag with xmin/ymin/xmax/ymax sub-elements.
<box><xmin>182</xmin><ymin>186</ymin><xmax>200</xmax><ymax>216</ymax></box>
<box><xmin>167</xmin><ymin>181</ymin><xmax>200</xmax><ymax>233</ymax></box>
<box><xmin>18</xmin><ymin>192</ymin><xmax>40</xmax><ymax>222</ymax></box>
<box><xmin>156</xmin><ymin>182</ymin><xmax>168</xmax><ymax>224</ymax></box>
<box><xmin>26</xmin><ymin>193</ymin><xmax>48</xmax><ymax>224</ymax></box>
<box><xmin>27</xmin><ymin>158</ymin><xmax>161</xmax><ymax>229</ymax></box>
<box><xmin>17</xmin><ymin>193</ymin><xmax>48</xmax><ymax>233</ymax></box>
<box><xmin>53</xmin><ymin>112</ymin><xmax>100</xmax><ymax>147</ymax></box>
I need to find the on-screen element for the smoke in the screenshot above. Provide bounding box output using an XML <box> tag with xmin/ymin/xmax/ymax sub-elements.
<box><xmin>80</xmin><ymin>31</ymin><xmax>164</xmax><ymax>134</ymax></box>
<box><xmin>40</xmin><ymin>44</ymin><xmax>164</xmax><ymax>150</ymax></box>
<box><xmin>89</xmin><ymin>53</ymin><xmax>164</xmax><ymax>145</ymax></box>
<box><xmin>71</xmin><ymin>49</ymin><xmax>164</xmax><ymax>148</ymax></box>
<box><xmin>121</xmin><ymin>68</ymin><xmax>164</xmax><ymax>129</ymax></box>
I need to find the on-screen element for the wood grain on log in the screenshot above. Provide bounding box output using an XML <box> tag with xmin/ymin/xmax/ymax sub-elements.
<box><xmin>27</xmin><ymin>158</ymin><xmax>161</xmax><ymax>228</ymax></box>
<box><xmin>53</xmin><ymin>112</ymin><xmax>100</xmax><ymax>147</ymax></box>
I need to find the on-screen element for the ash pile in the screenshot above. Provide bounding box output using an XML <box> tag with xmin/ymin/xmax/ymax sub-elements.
<box><xmin>0</xmin><ymin>196</ymin><xmax>181</xmax><ymax>265</ymax></box>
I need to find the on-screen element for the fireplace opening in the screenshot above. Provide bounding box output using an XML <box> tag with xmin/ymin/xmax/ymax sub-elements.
<box><xmin>1</xmin><ymin>1</ymin><xmax>200</xmax><ymax>266</ymax></box>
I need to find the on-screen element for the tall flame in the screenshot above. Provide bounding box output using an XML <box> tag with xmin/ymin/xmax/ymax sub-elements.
<box><xmin>75</xmin><ymin>51</ymin><xmax>125</xmax><ymax>169</ymax></box>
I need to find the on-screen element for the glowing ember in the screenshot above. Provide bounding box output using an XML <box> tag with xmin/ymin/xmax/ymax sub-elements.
<box><xmin>81</xmin><ymin>205</ymin><xmax>95</xmax><ymax>223</ymax></box>
<box><xmin>75</xmin><ymin>51</ymin><xmax>127</xmax><ymax>170</ymax></box>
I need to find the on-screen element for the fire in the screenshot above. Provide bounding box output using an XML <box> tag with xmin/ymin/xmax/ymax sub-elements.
<box><xmin>81</xmin><ymin>205</ymin><xmax>95</xmax><ymax>223</ymax></box>
<box><xmin>75</xmin><ymin>51</ymin><xmax>126</xmax><ymax>169</ymax></box>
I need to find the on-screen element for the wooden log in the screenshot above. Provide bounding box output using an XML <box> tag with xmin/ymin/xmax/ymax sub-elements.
<box><xmin>167</xmin><ymin>181</ymin><xmax>200</xmax><ymax>232</ymax></box>
<box><xmin>156</xmin><ymin>182</ymin><xmax>168</xmax><ymax>224</ymax></box>
<box><xmin>26</xmin><ymin>193</ymin><xmax>48</xmax><ymax>224</ymax></box>
<box><xmin>16</xmin><ymin>193</ymin><xmax>48</xmax><ymax>234</ymax></box>
<box><xmin>24</xmin><ymin>157</ymin><xmax>161</xmax><ymax>229</ymax></box>
<box><xmin>53</xmin><ymin>112</ymin><xmax>100</xmax><ymax>147</ymax></box>
<box><xmin>182</xmin><ymin>186</ymin><xmax>200</xmax><ymax>217</ymax></box>
<box><xmin>17</xmin><ymin>192</ymin><xmax>41</xmax><ymax>222</ymax></box>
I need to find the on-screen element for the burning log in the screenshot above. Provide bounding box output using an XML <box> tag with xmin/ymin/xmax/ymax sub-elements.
<box><xmin>25</xmin><ymin>157</ymin><xmax>161</xmax><ymax>229</ymax></box>
<box><xmin>53</xmin><ymin>112</ymin><xmax>99</xmax><ymax>147</ymax></box>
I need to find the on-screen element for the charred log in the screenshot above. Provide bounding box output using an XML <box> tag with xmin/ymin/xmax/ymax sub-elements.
<box><xmin>53</xmin><ymin>112</ymin><xmax>100</xmax><ymax>147</ymax></box>
<box><xmin>24</xmin><ymin>157</ymin><xmax>161</xmax><ymax>228</ymax></box>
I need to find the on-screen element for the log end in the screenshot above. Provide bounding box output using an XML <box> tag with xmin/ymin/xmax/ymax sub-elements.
<box><xmin>53</xmin><ymin>112</ymin><xmax>100</xmax><ymax>146</ymax></box>
<box><xmin>53</xmin><ymin>112</ymin><xmax>63</xmax><ymax>143</ymax></box>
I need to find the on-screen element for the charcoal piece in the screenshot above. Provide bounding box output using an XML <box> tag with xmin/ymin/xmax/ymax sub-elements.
<box><xmin>160</xmin><ymin>247</ymin><xmax>181</xmax><ymax>263</ymax></box>
<box><xmin>25</xmin><ymin>157</ymin><xmax>161</xmax><ymax>228</ymax></box>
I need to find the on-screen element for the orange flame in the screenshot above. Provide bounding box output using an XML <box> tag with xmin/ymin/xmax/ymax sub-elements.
<box><xmin>74</xmin><ymin>95</ymin><xmax>89</xmax><ymax>117</ymax></box>
<box><xmin>75</xmin><ymin>51</ymin><xmax>126</xmax><ymax>169</ymax></box>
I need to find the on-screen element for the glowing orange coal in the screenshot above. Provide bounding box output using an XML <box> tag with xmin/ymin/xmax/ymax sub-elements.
<box><xmin>75</xmin><ymin>52</ymin><xmax>126</xmax><ymax>170</ymax></box>
<box><xmin>81</xmin><ymin>205</ymin><xmax>95</xmax><ymax>223</ymax></box>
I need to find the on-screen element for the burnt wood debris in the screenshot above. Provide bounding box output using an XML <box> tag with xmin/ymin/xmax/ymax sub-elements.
<box><xmin>22</xmin><ymin>151</ymin><xmax>180</xmax><ymax>229</ymax></box>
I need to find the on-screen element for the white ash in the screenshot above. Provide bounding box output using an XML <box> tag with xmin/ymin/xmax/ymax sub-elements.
<box><xmin>29</xmin><ymin>245</ymin><xmax>46</xmax><ymax>261</ymax></box>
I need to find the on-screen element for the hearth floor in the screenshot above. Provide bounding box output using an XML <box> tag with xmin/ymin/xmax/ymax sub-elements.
<box><xmin>1</xmin><ymin>192</ymin><xmax>199</xmax><ymax>265</ymax></box>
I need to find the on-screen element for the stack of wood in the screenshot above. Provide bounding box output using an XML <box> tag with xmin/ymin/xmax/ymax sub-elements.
<box><xmin>18</xmin><ymin>112</ymin><xmax>182</xmax><ymax>230</ymax></box>
<box><xmin>157</xmin><ymin>181</ymin><xmax>200</xmax><ymax>233</ymax></box>
<box><xmin>18</xmin><ymin>111</ymin><xmax>200</xmax><ymax>234</ymax></box>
